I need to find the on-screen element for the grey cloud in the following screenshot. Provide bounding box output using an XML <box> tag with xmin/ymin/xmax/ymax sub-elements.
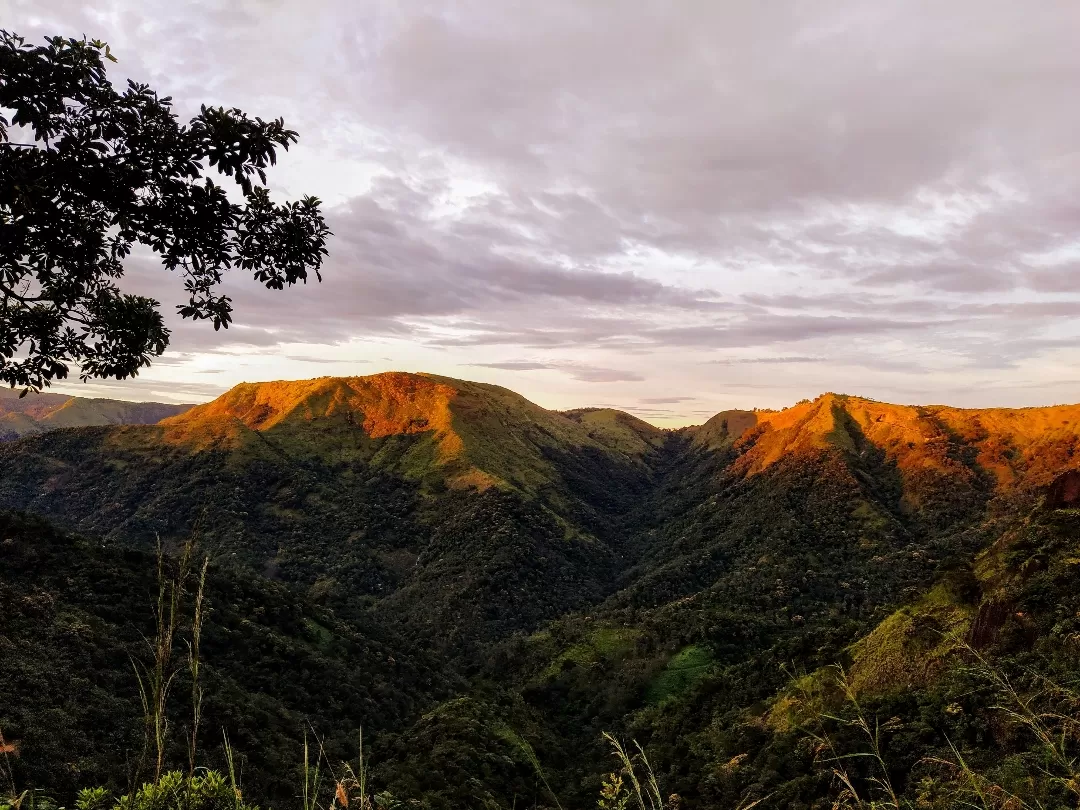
<box><xmin>358</xmin><ymin>1</ymin><xmax>1080</xmax><ymax>243</ymax></box>
<box><xmin>952</xmin><ymin>302</ymin><xmax>1080</xmax><ymax>319</ymax></box>
<box><xmin>160</xmin><ymin>185</ymin><xmax>728</xmax><ymax>354</ymax></box>
<box><xmin>150</xmin><ymin>352</ymin><xmax>199</xmax><ymax>366</ymax></box>
<box><xmin>856</xmin><ymin>264</ymin><xmax>1017</xmax><ymax>293</ymax></box>
<box><xmin>1023</xmin><ymin>266</ymin><xmax>1080</xmax><ymax>294</ymax></box>
<box><xmin>740</xmin><ymin>293</ymin><xmax>876</xmax><ymax>313</ymax></box>
<box><xmin>566</xmin><ymin>367</ymin><xmax>645</xmax><ymax>383</ymax></box>
<box><xmin>8</xmin><ymin>1</ymin><xmax>1080</xmax><ymax>401</ymax></box>
<box><xmin>285</xmin><ymin>355</ymin><xmax>367</xmax><ymax>364</ymax></box>
<box><xmin>470</xmin><ymin>361</ymin><xmax>643</xmax><ymax>382</ymax></box>
<box><xmin>621</xmin><ymin>408</ymin><xmax>676</xmax><ymax>419</ymax></box>
<box><xmin>471</xmin><ymin>362</ymin><xmax>555</xmax><ymax>371</ymax></box>
<box><xmin>645</xmin><ymin>315</ymin><xmax>937</xmax><ymax>349</ymax></box>
<box><xmin>698</xmin><ymin>382</ymin><xmax>817</xmax><ymax>390</ymax></box>
<box><xmin>51</xmin><ymin>378</ymin><xmax>228</xmax><ymax>403</ymax></box>
<box><xmin>640</xmin><ymin>397</ymin><xmax>696</xmax><ymax>404</ymax></box>
<box><xmin>707</xmin><ymin>356</ymin><xmax>824</xmax><ymax>365</ymax></box>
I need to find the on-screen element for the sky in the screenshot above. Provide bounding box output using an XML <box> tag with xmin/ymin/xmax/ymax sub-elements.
<box><xmin>6</xmin><ymin>1</ymin><xmax>1080</xmax><ymax>426</ymax></box>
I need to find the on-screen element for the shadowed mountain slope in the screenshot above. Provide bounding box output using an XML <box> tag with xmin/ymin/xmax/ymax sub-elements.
<box><xmin>0</xmin><ymin>387</ymin><xmax>192</xmax><ymax>440</ymax></box>
<box><xmin>0</xmin><ymin>511</ymin><xmax>448</xmax><ymax>804</ymax></box>
<box><xmin>0</xmin><ymin>373</ymin><xmax>664</xmax><ymax>658</ymax></box>
<box><xmin>560</xmin><ymin>407</ymin><xmax>667</xmax><ymax>456</ymax></box>
<box><xmin>620</xmin><ymin>392</ymin><xmax>1080</xmax><ymax>613</ymax></box>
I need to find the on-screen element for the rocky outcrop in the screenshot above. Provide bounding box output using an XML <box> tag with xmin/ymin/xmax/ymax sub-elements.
<box><xmin>1045</xmin><ymin>469</ymin><xmax>1080</xmax><ymax>509</ymax></box>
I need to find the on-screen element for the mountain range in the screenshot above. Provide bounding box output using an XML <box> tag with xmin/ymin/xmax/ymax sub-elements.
<box><xmin>0</xmin><ymin>386</ymin><xmax>192</xmax><ymax>440</ymax></box>
<box><xmin>3</xmin><ymin>372</ymin><xmax>1080</xmax><ymax>809</ymax></box>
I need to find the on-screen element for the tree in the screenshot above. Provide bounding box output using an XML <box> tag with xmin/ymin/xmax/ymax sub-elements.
<box><xmin>0</xmin><ymin>31</ymin><xmax>331</xmax><ymax>391</ymax></box>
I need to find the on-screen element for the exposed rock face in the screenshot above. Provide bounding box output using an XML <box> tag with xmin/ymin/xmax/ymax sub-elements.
<box><xmin>968</xmin><ymin>600</ymin><xmax>1012</xmax><ymax>649</ymax></box>
<box><xmin>1045</xmin><ymin>469</ymin><xmax>1080</xmax><ymax>509</ymax></box>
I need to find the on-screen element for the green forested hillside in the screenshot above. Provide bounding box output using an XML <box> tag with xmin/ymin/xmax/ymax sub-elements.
<box><xmin>0</xmin><ymin>511</ymin><xmax>449</xmax><ymax>804</ymax></box>
<box><xmin>3</xmin><ymin>376</ymin><xmax>1080</xmax><ymax>809</ymax></box>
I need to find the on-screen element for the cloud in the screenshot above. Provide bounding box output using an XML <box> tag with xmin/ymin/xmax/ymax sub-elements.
<box><xmin>285</xmin><ymin>355</ymin><xmax>366</xmax><ymax>364</ymax></box>
<box><xmin>49</xmin><ymin>378</ymin><xmax>228</xmax><ymax>403</ymax></box>
<box><xmin>707</xmin><ymin>356</ymin><xmax>824</xmax><ymax>365</ymax></box>
<box><xmin>640</xmin><ymin>397</ymin><xmax>696</xmax><ymax>404</ymax></box>
<box><xmin>856</xmin><ymin>263</ymin><xmax>1017</xmax><ymax>293</ymax></box>
<box><xmin>565</xmin><ymin>366</ymin><xmax>645</xmax><ymax>383</ymax></box>
<box><xmin>8</xmin><ymin>1</ymin><xmax>1080</xmax><ymax>415</ymax></box>
<box><xmin>471</xmin><ymin>362</ymin><xmax>555</xmax><ymax>371</ymax></box>
<box><xmin>648</xmin><ymin>315</ymin><xmax>937</xmax><ymax>349</ymax></box>
<box><xmin>470</xmin><ymin>361</ymin><xmax>643</xmax><ymax>382</ymax></box>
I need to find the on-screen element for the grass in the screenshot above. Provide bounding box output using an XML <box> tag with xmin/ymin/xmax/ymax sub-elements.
<box><xmin>851</xmin><ymin>501</ymin><xmax>892</xmax><ymax>537</ymax></box>
<box><xmin>2</xmin><ymin>537</ymin><xmax>685</xmax><ymax>810</ymax></box>
<box><xmin>561</xmin><ymin>409</ymin><xmax>666</xmax><ymax>457</ymax></box>
<box><xmin>539</xmin><ymin>627</ymin><xmax>641</xmax><ymax>680</ymax></box>
<box><xmin>302</xmin><ymin>618</ymin><xmax>334</xmax><ymax>649</ymax></box>
<box><xmin>148</xmin><ymin>372</ymin><xmax>658</xmax><ymax>502</ymax></box>
<box><xmin>8</xmin><ymin>395</ymin><xmax>1080</xmax><ymax>809</ymax></box>
<box><xmin>807</xmin><ymin>667</ymin><xmax>905</xmax><ymax>810</ymax></box>
<box><xmin>845</xmin><ymin>583</ymin><xmax>973</xmax><ymax>697</ymax></box>
<box><xmin>800</xmin><ymin>642</ymin><xmax>1080</xmax><ymax>810</ymax></box>
<box><xmin>646</xmin><ymin>645</ymin><xmax>715</xmax><ymax>705</ymax></box>
<box><xmin>766</xmin><ymin>666</ymin><xmax>840</xmax><ymax>733</ymax></box>
<box><xmin>130</xmin><ymin>532</ymin><xmax>208</xmax><ymax>787</ymax></box>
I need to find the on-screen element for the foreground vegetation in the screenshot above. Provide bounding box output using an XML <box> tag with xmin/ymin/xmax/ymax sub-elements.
<box><xmin>6</xmin><ymin>480</ymin><xmax>1080</xmax><ymax>809</ymax></box>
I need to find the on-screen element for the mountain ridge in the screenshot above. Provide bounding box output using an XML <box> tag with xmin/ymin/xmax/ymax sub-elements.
<box><xmin>0</xmin><ymin>386</ymin><xmax>192</xmax><ymax>440</ymax></box>
<box><xmin>12</xmin><ymin>372</ymin><xmax>1080</xmax><ymax>451</ymax></box>
<box><xmin>685</xmin><ymin>391</ymin><xmax>1080</xmax><ymax>487</ymax></box>
<box><xmin>153</xmin><ymin>372</ymin><xmax>665</xmax><ymax>493</ymax></box>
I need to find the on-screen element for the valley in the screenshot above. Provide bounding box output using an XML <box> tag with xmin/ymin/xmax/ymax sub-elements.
<box><xmin>2</xmin><ymin>373</ymin><xmax>1080</xmax><ymax>809</ymax></box>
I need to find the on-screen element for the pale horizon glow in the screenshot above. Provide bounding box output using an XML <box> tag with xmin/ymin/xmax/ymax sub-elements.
<box><xmin>7</xmin><ymin>1</ymin><xmax>1080</xmax><ymax>427</ymax></box>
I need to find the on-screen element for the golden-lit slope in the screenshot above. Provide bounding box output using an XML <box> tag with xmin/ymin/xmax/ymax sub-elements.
<box><xmin>0</xmin><ymin>387</ymin><xmax>191</xmax><ymax>438</ymax></box>
<box><xmin>160</xmin><ymin>373</ymin><xmax>458</xmax><ymax>443</ymax></box>
<box><xmin>693</xmin><ymin>393</ymin><xmax>1080</xmax><ymax>490</ymax></box>
<box><xmin>13</xmin><ymin>375</ymin><xmax>1080</xmax><ymax>499</ymax></box>
<box><xmin>0</xmin><ymin>388</ymin><xmax>71</xmax><ymax>420</ymax></box>
<box><xmin>158</xmin><ymin>372</ymin><xmax>662</xmax><ymax>491</ymax></box>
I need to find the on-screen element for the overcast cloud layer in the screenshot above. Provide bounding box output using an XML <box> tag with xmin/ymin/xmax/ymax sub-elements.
<box><xmin>6</xmin><ymin>0</ymin><xmax>1080</xmax><ymax>424</ymax></box>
